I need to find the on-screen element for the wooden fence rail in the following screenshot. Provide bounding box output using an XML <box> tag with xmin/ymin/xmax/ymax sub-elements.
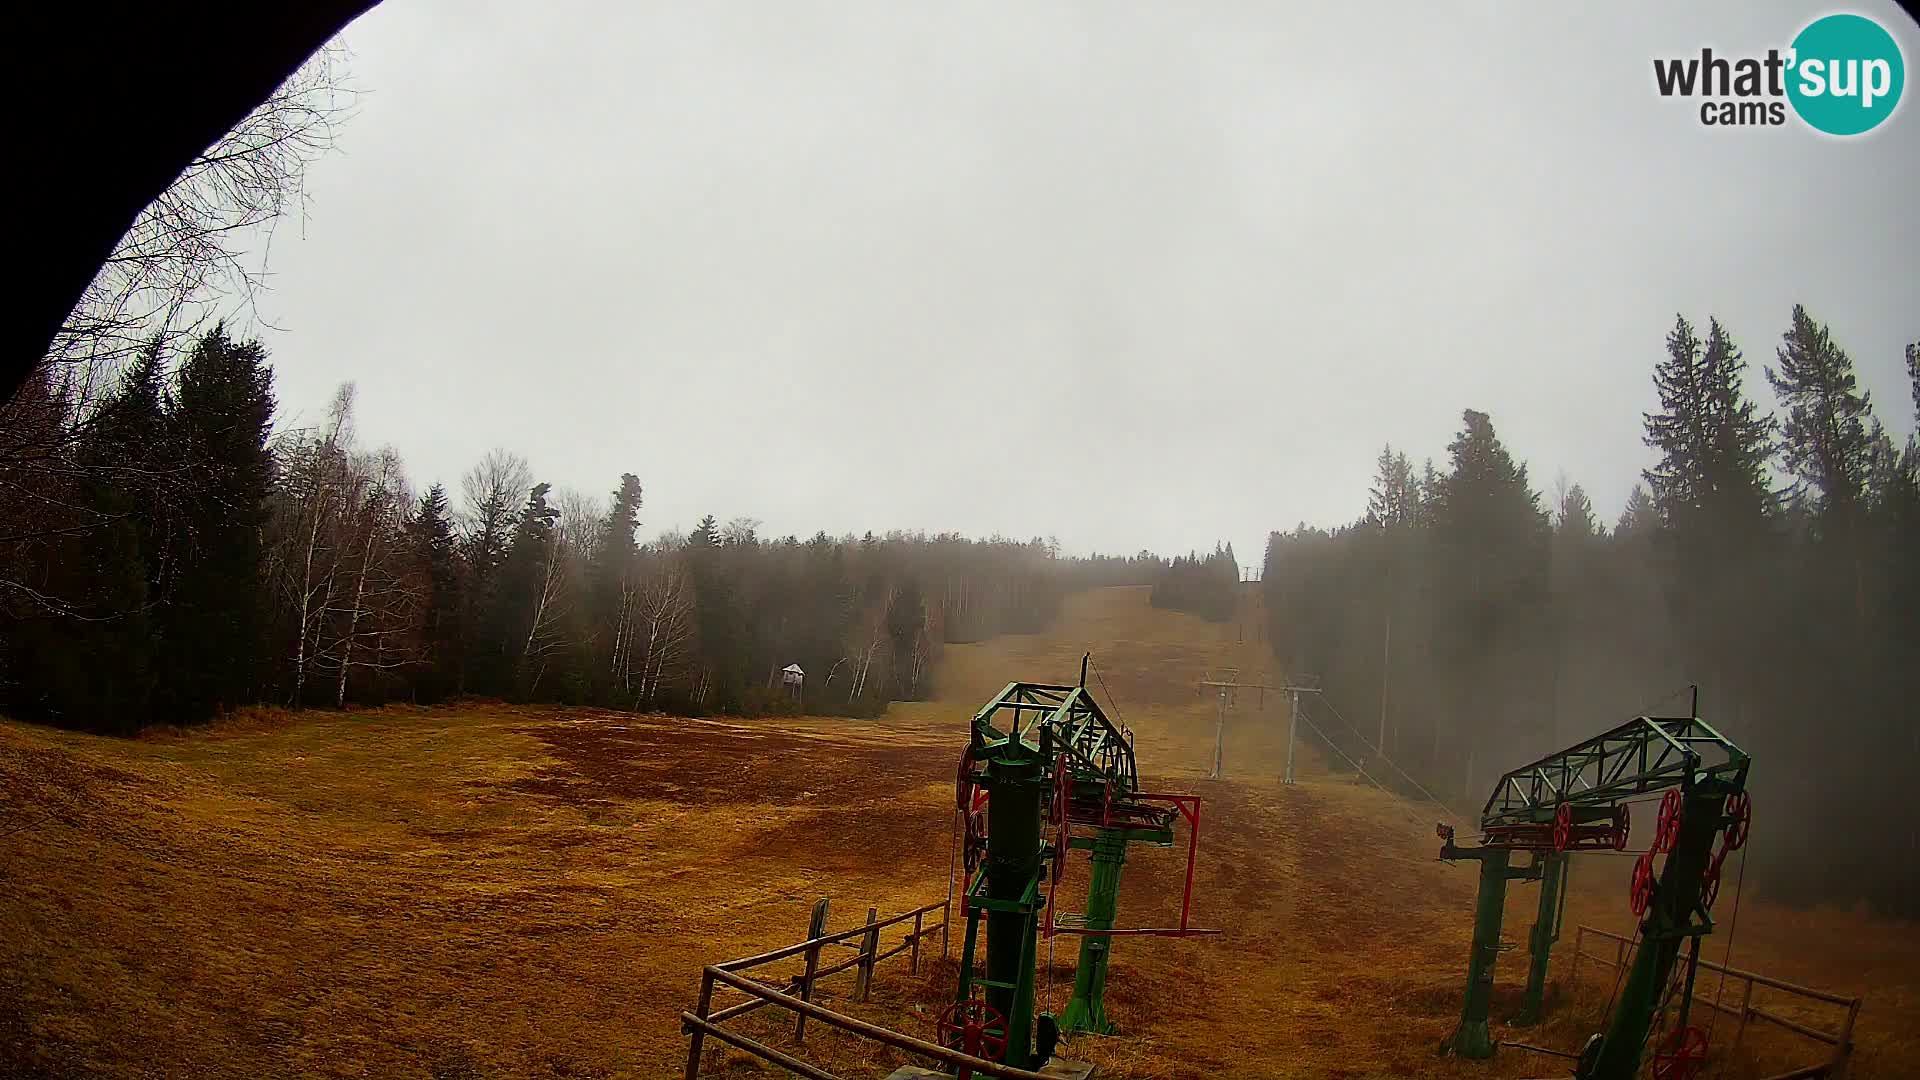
<box><xmin>1568</xmin><ymin>925</ymin><xmax>1863</xmax><ymax>1080</ymax></box>
<box><xmin>684</xmin><ymin>896</ymin><xmax>1016</xmax><ymax>1080</ymax></box>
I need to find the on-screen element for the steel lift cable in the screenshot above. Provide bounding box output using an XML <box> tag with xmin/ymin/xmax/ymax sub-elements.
<box><xmin>1600</xmin><ymin>921</ymin><xmax>1643</xmax><ymax>1042</ymax></box>
<box><xmin>1705</xmin><ymin>841</ymin><xmax>1750</xmax><ymax>1077</ymax></box>
<box><xmin>1306</xmin><ymin>692</ymin><xmax>1468</xmax><ymax>826</ymax></box>
<box><xmin>1087</xmin><ymin>657</ymin><xmax>1127</xmax><ymax>732</ymax></box>
<box><xmin>1289</xmin><ymin>705</ymin><xmax>1436</xmax><ymax>833</ymax></box>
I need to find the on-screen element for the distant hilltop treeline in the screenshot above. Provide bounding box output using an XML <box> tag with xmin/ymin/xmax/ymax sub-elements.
<box><xmin>1148</xmin><ymin>543</ymin><xmax>1240</xmax><ymax>623</ymax></box>
<box><xmin>1263</xmin><ymin>307</ymin><xmax>1919</xmax><ymax>916</ymax></box>
<box><xmin>0</xmin><ymin>330</ymin><xmax>1183</xmax><ymax>731</ymax></box>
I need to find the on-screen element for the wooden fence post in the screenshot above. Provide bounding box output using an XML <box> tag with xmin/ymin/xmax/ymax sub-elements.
<box><xmin>793</xmin><ymin>897</ymin><xmax>830</xmax><ymax>1044</ymax></box>
<box><xmin>911</xmin><ymin>909</ymin><xmax>924</xmax><ymax>974</ymax></box>
<box><xmin>854</xmin><ymin>907</ymin><xmax>879</xmax><ymax>1002</ymax></box>
<box><xmin>1831</xmin><ymin>997</ymin><xmax>1861</xmax><ymax>1079</ymax></box>
<box><xmin>1730</xmin><ymin>977</ymin><xmax>1754</xmax><ymax>1057</ymax></box>
<box><xmin>942</xmin><ymin>894</ymin><xmax>952</xmax><ymax>960</ymax></box>
<box><xmin>684</xmin><ymin>968</ymin><xmax>715</xmax><ymax>1080</ymax></box>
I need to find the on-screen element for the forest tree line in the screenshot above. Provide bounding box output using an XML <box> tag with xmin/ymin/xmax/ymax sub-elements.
<box><xmin>1148</xmin><ymin>543</ymin><xmax>1241</xmax><ymax>622</ymax></box>
<box><xmin>0</xmin><ymin>325</ymin><xmax>1162</xmax><ymax>732</ymax></box>
<box><xmin>1263</xmin><ymin>306</ymin><xmax>1919</xmax><ymax>915</ymax></box>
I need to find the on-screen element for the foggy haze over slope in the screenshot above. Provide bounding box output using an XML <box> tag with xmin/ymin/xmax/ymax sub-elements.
<box><xmin>253</xmin><ymin>1</ymin><xmax>1918</xmax><ymax>561</ymax></box>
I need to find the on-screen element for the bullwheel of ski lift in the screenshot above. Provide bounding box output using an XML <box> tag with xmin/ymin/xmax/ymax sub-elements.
<box><xmin>1651</xmin><ymin>1025</ymin><xmax>1709</xmax><ymax>1080</ymax></box>
<box><xmin>1612</xmin><ymin>803</ymin><xmax>1632</xmax><ymax>851</ymax></box>
<box><xmin>1551</xmin><ymin>801</ymin><xmax>1574</xmax><ymax>852</ymax></box>
<box><xmin>1723</xmin><ymin>791</ymin><xmax>1752</xmax><ymax>852</ymax></box>
<box><xmin>1654</xmin><ymin>789</ymin><xmax>1685</xmax><ymax>854</ymax></box>
<box><xmin>936</xmin><ymin>997</ymin><xmax>1008</xmax><ymax>1062</ymax></box>
<box><xmin>1630</xmin><ymin>849</ymin><xmax>1658</xmax><ymax>917</ymax></box>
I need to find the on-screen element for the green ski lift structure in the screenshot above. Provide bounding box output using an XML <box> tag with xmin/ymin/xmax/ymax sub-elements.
<box><xmin>1437</xmin><ymin>693</ymin><xmax>1751</xmax><ymax>1080</ymax></box>
<box><xmin>944</xmin><ymin>658</ymin><xmax>1218</xmax><ymax>1071</ymax></box>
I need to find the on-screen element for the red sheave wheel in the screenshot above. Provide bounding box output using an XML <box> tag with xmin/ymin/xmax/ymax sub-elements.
<box><xmin>1613</xmin><ymin>804</ymin><xmax>1632</xmax><ymax>851</ymax></box>
<box><xmin>963</xmin><ymin>806</ymin><xmax>988</xmax><ymax>876</ymax></box>
<box><xmin>1552</xmin><ymin>802</ymin><xmax>1574</xmax><ymax>852</ymax></box>
<box><xmin>1723</xmin><ymin>791</ymin><xmax>1751</xmax><ymax>852</ymax></box>
<box><xmin>1630</xmin><ymin>850</ymin><xmax>1657</xmax><ymax>917</ymax></box>
<box><xmin>956</xmin><ymin>747</ymin><xmax>978</xmax><ymax>812</ymax></box>
<box><xmin>1700</xmin><ymin>851</ymin><xmax>1723</xmax><ymax>911</ymax></box>
<box><xmin>936</xmin><ymin>998</ymin><xmax>1008</xmax><ymax>1061</ymax></box>
<box><xmin>1655</xmin><ymin>789</ymin><xmax>1685</xmax><ymax>853</ymax></box>
<box><xmin>1651</xmin><ymin>1025</ymin><xmax>1709</xmax><ymax>1080</ymax></box>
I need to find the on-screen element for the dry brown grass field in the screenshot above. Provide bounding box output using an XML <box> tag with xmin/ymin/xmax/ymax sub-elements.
<box><xmin>2</xmin><ymin>586</ymin><xmax>1914</xmax><ymax>1079</ymax></box>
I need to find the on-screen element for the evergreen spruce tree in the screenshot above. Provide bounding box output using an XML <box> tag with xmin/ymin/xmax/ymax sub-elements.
<box><xmin>685</xmin><ymin>513</ymin><xmax>740</xmax><ymax>708</ymax></box>
<box><xmin>1556</xmin><ymin>484</ymin><xmax>1598</xmax><ymax>539</ymax></box>
<box><xmin>1412</xmin><ymin>458</ymin><xmax>1439</xmax><ymax>529</ymax></box>
<box><xmin>409</xmin><ymin>484</ymin><xmax>462</xmax><ymax>701</ymax></box>
<box><xmin>493</xmin><ymin>482</ymin><xmax>561</xmax><ymax>698</ymax></box>
<box><xmin>1615</xmin><ymin>484</ymin><xmax>1660</xmax><ymax>536</ymax></box>
<box><xmin>1428</xmin><ymin>409</ymin><xmax>1550</xmax><ymax>751</ymax></box>
<box><xmin>1366</xmin><ymin>446</ymin><xmax>1417</xmax><ymax>528</ymax></box>
<box><xmin>160</xmin><ymin>324</ymin><xmax>276</xmax><ymax>719</ymax></box>
<box><xmin>691</xmin><ymin>515</ymin><xmax>719</xmax><ymax>548</ymax></box>
<box><xmin>1767</xmin><ymin>304</ymin><xmax>1876</xmax><ymax>629</ymax></box>
<box><xmin>1640</xmin><ymin>315</ymin><xmax>1777</xmax><ymax>728</ymax></box>
<box><xmin>10</xmin><ymin>350</ymin><xmax>170</xmax><ymax>730</ymax></box>
<box><xmin>1643</xmin><ymin>315</ymin><xmax>1774</xmax><ymax>530</ymax></box>
<box><xmin>1766</xmin><ymin>305</ymin><xmax>1874</xmax><ymax>519</ymax></box>
<box><xmin>589</xmin><ymin>473</ymin><xmax>643</xmax><ymax>700</ymax></box>
<box><xmin>597</xmin><ymin>475</ymin><xmax>643</xmax><ymax>561</ymax></box>
<box><xmin>1430</xmin><ymin>410</ymin><xmax>1547</xmax><ymax>554</ymax></box>
<box><xmin>1904</xmin><ymin>341</ymin><xmax>1919</xmax><ymax>468</ymax></box>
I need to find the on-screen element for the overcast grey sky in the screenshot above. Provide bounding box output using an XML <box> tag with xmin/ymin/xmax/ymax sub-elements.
<box><xmin>255</xmin><ymin>1</ymin><xmax>1918</xmax><ymax>566</ymax></box>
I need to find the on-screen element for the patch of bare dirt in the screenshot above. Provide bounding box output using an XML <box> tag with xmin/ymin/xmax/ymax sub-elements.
<box><xmin>498</xmin><ymin>718</ymin><xmax>949</xmax><ymax>809</ymax></box>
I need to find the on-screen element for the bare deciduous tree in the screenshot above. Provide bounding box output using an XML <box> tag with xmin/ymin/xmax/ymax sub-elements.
<box><xmin>267</xmin><ymin>383</ymin><xmax>355</xmax><ymax>706</ymax></box>
<box><xmin>632</xmin><ymin>557</ymin><xmax>697</xmax><ymax>706</ymax></box>
<box><xmin>4</xmin><ymin>47</ymin><xmax>352</xmax><ymax>625</ymax></box>
<box><xmin>461</xmin><ymin>449</ymin><xmax>533</xmax><ymax>565</ymax></box>
<box><xmin>48</xmin><ymin>46</ymin><xmax>354</xmax><ymax>383</ymax></box>
<box><xmin>322</xmin><ymin>446</ymin><xmax>420</xmax><ymax>706</ymax></box>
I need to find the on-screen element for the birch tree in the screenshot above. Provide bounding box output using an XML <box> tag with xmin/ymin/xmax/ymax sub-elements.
<box><xmin>323</xmin><ymin>447</ymin><xmax>420</xmax><ymax>706</ymax></box>
<box><xmin>268</xmin><ymin>383</ymin><xmax>355</xmax><ymax>707</ymax></box>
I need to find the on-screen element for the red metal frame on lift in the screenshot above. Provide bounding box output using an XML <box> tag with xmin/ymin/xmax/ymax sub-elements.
<box><xmin>1044</xmin><ymin>791</ymin><xmax>1223</xmax><ymax>939</ymax></box>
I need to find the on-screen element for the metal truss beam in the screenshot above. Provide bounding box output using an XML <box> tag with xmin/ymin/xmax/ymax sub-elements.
<box><xmin>1480</xmin><ymin>715</ymin><xmax>1748</xmax><ymax>830</ymax></box>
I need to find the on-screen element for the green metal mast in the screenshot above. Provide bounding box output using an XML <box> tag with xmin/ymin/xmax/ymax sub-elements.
<box><xmin>1583</xmin><ymin>784</ymin><xmax>1730</xmax><ymax>1080</ymax></box>
<box><xmin>955</xmin><ymin>728</ymin><xmax>1047</xmax><ymax>1068</ymax></box>
<box><xmin>951</xmin><ymin>671</ymin><xmax>1207</xmax><ymax>1066</ymax></box>
<box><xmin>1059</xmin><ymin>830</ymin><xmax>1127</xmax><ymax>1034</ymax></box>
<box><xmin>1442</xmin><ymin>844</ymin><xmax>1538</xmax><ymax>1057</ymax></box>
<box><xmin>1515</xmin><ymin>851</ymin><xmax>1569</xmax><ymax>1026</ymax></box>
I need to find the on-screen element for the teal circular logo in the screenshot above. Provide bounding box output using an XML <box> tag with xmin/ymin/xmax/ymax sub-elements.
<box><xmin>1787</xmin><ymin>14</ymin><xmax>1905</xmax><ymax>135</ymax></box>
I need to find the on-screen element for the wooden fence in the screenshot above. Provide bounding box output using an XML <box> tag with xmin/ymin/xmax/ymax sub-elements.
<box><xmin>1569</xmin><ymin>924</ymin><xmax>1863</xmax><ymax>1080</ymax></box>
<box><xmin>682</xmin><ymin>896</ymin><xmax>1052</xmax><ymax>1080</ymax></box>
